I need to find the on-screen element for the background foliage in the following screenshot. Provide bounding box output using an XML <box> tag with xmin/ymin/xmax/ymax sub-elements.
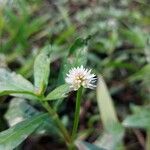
<box><xmin>0</xmin><ymin>0</ymin><xmax>150</xmax><ymax>150</ymax></box>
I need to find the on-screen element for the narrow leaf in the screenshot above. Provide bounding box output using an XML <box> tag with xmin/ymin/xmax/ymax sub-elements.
<box><xmin>34</xmin><ymin>49</ymin><xmax>50</xmax><ymax>95</ymax></box>
<box><xmin>96</xmin><ymin>76</ymin><xmax>118</xmax><ymax>130</ymax></box>
<box><xmin>96</xmin><ymin>76</ymin><xmax>124</xmax><ymax>150</ymax></box>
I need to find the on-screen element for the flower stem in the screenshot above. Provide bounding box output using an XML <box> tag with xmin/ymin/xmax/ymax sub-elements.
<box><xmin>41</xmin><ymin>101</ymin><xmax>72</xmax><ymax>148</ymax></box>
<box><xmin>71</xmin><ymin>87</ymin><xmax>83</xmax><ymax>140</ymax></box>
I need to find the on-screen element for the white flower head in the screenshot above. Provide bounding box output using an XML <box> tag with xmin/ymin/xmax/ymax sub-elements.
<box><xmin>65</xmin><ymin>65</ymin><xmax>97</xmax><ymax>91</ymax></box>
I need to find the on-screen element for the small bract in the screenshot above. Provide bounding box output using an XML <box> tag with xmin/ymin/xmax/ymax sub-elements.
<box><xmin>65</xmin><ymin>65</ymin><xmax>96</xmax><ymax>91</ymax></box>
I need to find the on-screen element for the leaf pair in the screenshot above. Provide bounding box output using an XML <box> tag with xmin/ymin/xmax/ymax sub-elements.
<box><xmin>0</xmin><ymin>48</ymin><xmax>70</xmax><ymax>101</ymax></box>
<box><xmin>0</xmin><ymin>49</ymin><xmax>51</xmax><ymax>98</ymax></box>
<box><xmin>0</xmin><ymin>47</ymin><xmax>65</xmax><ymax>149</ymax></box>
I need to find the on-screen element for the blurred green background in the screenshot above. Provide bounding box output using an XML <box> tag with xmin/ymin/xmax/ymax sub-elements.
<box><xmin>0</xmin><ymin>0</ymin><xmax>150</xmax><ymax>150</ymax></box>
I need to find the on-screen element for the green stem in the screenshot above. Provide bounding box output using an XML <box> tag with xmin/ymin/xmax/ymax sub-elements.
<box><xmin>146</xmin><ymin>130</ymin><xmax>150</xmax><ymax>150</ymax></box>
<box><xmin>71</xmin><ymin>87</ymin><xmax>83</xmax><ymax>140</ymax></box>
<box><xmin>41</xmin><ymin>101</ymin><xmax>72</xmax><ymax>148</ymax></box>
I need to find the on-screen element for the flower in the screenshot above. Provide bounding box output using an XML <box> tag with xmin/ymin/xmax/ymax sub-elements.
<box><xmin>65</xmin><ymin>65</ymin><xmax>96</xmax><ymax>91</ymax></box>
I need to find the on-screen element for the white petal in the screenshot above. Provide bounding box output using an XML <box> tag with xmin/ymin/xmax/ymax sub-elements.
<box><xmin>65</xmin><ymin>65</ymin><xmax>96</xmax><ymax>91</ymax></box>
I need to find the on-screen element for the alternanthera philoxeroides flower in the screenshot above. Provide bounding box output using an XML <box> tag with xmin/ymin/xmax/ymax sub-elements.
<box><xmin>65</xmin><ymin>65</ymin><xmax>97</xmax><ymax>91</ymax></box>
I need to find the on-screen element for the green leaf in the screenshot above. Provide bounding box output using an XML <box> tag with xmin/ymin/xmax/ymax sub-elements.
<box><xmin>5</xmin><ymin>98</ymin><xmax>39</xmax><ymax>126</ymax></box>
<box><xmin>95</xmin><ymin>124</ymin><xmax>124</xmax><ymax>150</ymax></box>
<box><xmin>0</xmin><ymin>68</ymin><xmax>34</xmax><ymax>97</ymax></box>
<box><xmin>54</xmin><ymin>26</ymin><xmax>75</xmax><ymax>45</ymax></box>
<box><xmin>96</xmin><ymin>76</ymin><xmax>124</xmax><ymax>150</ymax></box>
<box><xmin>76</xmin><ymin>141</ymin><xmax>105</xmax><ymax>150</ymax></box>
<box><xmin>123</xmin><ymin>108</ymin><xmax>150</xmax><ymax>129</ymax></box>
<box><xmin>121</xmin><ymin>28</ymin><xmax>146</xmax><ymax>48</ymax></box>
<box><xmin>129</xmin><ymin>64</ymin><xmax>150</xmax><ymax>82</ymax></box>
<box><xmin>57</xmin><ymin>37</ymin><xmax>89</xmax><ymax>85</ymax></box>
<box><xmin>34</xmin><ymin>49</ymin><xmax>51</xmax><ymax>95</ymax></box>
<box><xmin>96</xmin><ymin>76</ymin><xmax>118</xmax><ymax>130</ymax></box>
<box><xmin>63</xmin><ymin>38</ymin><xmax>89</xmax><ymax>80</ymax></box>
<box><xmin>68</xmin><ymin>37</ymin><xmax>90</xmax><ymax>67</ymax></box>
<box><xmin>45</xmin><ymin>84</ymin><xmax>70</xmax><ymax>101</ymax></box>
<box><xmin>4</xmin><ymin>98</ymin><xmax>59</xmax><ymax>136</ymax></box>
<box><xmin>0</xmin><ymin>113</ymin><xmax>48</xmax><ymax>150</ymax></box>
<box><xmin>69</xmin><ymin>38</ymin><xmax>86</xmax><ymax>55</ymax></box>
